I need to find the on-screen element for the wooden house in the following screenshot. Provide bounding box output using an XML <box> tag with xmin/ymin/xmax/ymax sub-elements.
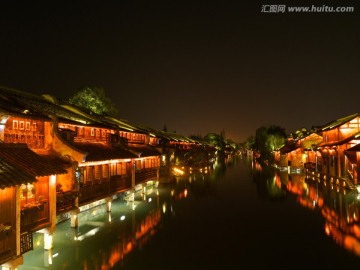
<box><xmin>316</xmin><ymin>113</ymin><xmax>360</xmax><ymax>187</ymax></box>
<box><xmin>275</xmin><ymin>131</ymin><xmax>323</xmax><ymax>173</ymax></box>
<box><xmin>0</xmin><ymin>87</ymin><xmax>162</xmax><ymax>213</ymax></box>
<box><xmin>343</xmin><ymin>141</ymin><xmax>360</xmax><ymax>185</ymax></box>
<box><xmin>0</xmin><ymin>143</ymin><xmax>67</xmax><ymax>268</ymax></box>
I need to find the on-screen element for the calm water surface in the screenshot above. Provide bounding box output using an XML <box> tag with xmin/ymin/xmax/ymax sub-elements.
<box><xmin>20</xmin><ymin>155</ymin><xmax>360</xmax><ymax>269</ymax></box>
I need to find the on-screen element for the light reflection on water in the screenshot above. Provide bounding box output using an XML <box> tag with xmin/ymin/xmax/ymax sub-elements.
<box><xmin>18</xmin><ymin>156</ymin><xmax>360</xmax><ymax>269</ymax></box>
<box><xmin>19</xmin><ymin>161</ymin><xmax>222</xmax><ymax>270</ymax></box>
<box><xmin>282</xmin><ymin>171</ymin><xmax>360</xmax><ymax>257</ymax></box>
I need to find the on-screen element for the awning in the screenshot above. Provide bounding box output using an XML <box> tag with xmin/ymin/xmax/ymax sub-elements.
<box><xmin>0</xmin><ymin>159</ymin><xmax>36</xmax><ymax>189</ymax></box>
<box><xmin>72</xmin><ymin>142</ymin><xmax>138</xmax><ymax>162</ymax></box>
<box><xmin>126</xmin><ymin>145</ymin><xmax>162</xmax><ymax>158</ymax></box>
<box><xmin>0</xmin><ymin>143</ymin><xmax>68</xmax><ymax>177</ymax></box>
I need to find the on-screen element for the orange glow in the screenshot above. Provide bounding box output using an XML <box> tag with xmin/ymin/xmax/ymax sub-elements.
<box><xmin>79</xmin><ymin>159</ymin><xmax>131</xmax><ymax>167</ymax></box>
<box><xmin>325</xmin><ymin>224</ymin><xmax>331</xmax><ymax>236</ymax></box>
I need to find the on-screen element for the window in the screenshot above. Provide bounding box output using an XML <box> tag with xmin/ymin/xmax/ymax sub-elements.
<box><xmin>102</xmin><ymin>164</ymin><xmax>108</xmax><ymax>178</ymax></box>
<box><xmin>25</xmin><ymin>122</ymin><xmax>31</xmax><ymax>130</ymax></box>
<box><xmin>91</xmin><ymin>128</ymin><xmax>95</xmax><ymax>136</ymax></box>
<box><xmin>13</xmin><ymin>120</ymin><xmax>18</xmax><ymax>130</ymax></box>
<box><xmin>116</xmin><ymin>163</ymin><xmax>127</xmax><ymax>175</ymax></box>
<box><xmin>19</xmin><ymin>121</ymin><xmax>25</xmax><ymax>130</ymax></box>
<box><xmin>20</xmin><ymin>184</ymin><xmax>36</xmax><ymax>204</ymax></box>
<box><xmin>94</xmin><ymin>166</ymin><xmax>101</xmax><ymax>180</ymax></box>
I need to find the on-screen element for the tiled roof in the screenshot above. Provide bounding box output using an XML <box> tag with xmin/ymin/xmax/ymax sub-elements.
<box><xmin>321</xmin><ymin>113</ymin><xmax>359</xmax><ymax>131</ymax></box>
<box><xmin>0</xmin><ymin>86</ymin><xmax>114</xmax><ymax>128</ymax></box>
<box><xmin>0</xmin><ymin>143</ymin><xmax>68</xmax><ymax>177</ymax></box>
<box><xmin>127</xmin><ymin>144</ymin><xmax>162</xmax><ymax>157</ymax></box>
<box><xmin>318</xmin><ymin>131</ymin><xmax>360</xmax><ymax>147</ymax></box>
<box><xmin>279</xmin><ymin>143</ymin><xmax>299</xmax><ymax>154</ymax></box>
<box><xmin>72</xmin><ymin>142</ymin><xmax>138</xmax><ymax>161</ymax></box>
<box><xmin>0</xmin><ymin>158</ymin><xmax>36</xmax><ymax>189</ymax></box>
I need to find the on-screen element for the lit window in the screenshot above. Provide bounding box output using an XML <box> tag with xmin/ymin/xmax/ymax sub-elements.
<box><xmin>13</xmin><ymin>120</ymin><xmax>18</xmax><ymax>130</ymax></box>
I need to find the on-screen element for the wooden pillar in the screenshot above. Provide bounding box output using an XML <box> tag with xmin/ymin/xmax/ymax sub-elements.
<box><xmin>70</xmin><ymin>210</ymin><xmax>79</xmax><ymax>228</ymax></box>
<box><xmin>49</xmin><ymin>175</ymin><xmax>57</xmax><ymax>230</ymax></box>
<box><xmin>3</xmin><ymin>187</ymin><xmax>25</xmax><ymax>270</ymax></box>
<box><xmin>106</xmin><ymin>197</ymin><xmax>112</xmax><ymax>212</ymax></box>
<box><xmin>44</xmin><ymin>232</ymin><xmax>53</xmax><ymax>250</ymax></box>
<box><xmin>131</xmin><ymin>159</ymin><xmax>135</xmax><ymax>189</ymax></box>
<box><xmin>337</xmin><ymin>149</ymin><xmax>342</xmax><ymax>178</ymax></box>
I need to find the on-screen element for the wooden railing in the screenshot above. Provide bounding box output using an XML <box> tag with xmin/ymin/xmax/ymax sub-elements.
<box><xmin>20</xmin><ymin>201</ymin><xmax>49</xmax><ymax>232</ymax></box>
<box><xmin>79</xmin><ymin>175</ymin><xmax>130</xmax><ymax>205</ymax></box>
<box><xmin>56</xmin><ymin>191</ymin><xmax>78</xmax><ymax>213</ymax></box>
<box><xmin>135</xmin><ymin>168</ymin><xmax>158</xmax><ymax>185</ymax></box>
<box><xmin>56</xmin><ymin>171</ymin><xmax>157</xmax><ymax>211</ymax></box>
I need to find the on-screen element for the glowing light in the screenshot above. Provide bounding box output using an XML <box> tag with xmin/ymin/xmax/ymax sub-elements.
<box><xmin>44</xmin><ymin>233</ymin><xmax>53</xmax><ymax>250</ymax></box>
<box><xmin>120</xmin><ymin>215</ymin><xmax>126</xmax><ymax>221</ymax></box>
<box><xmin>173</xmin><ymin>167</ymin><xmax>184</xmax><ymax>175</ymax></box>
<box><xmin>162</xmin><ymin>203</ymin><xmax>167</xmax><ymax>213</ymax></box>
<box><xmin>325</xmin><ymin>225</ymin><xmax>331</xmax><ymax>236</ymax></box>
<box><xmin>50</xmin><ymin>175</ymin><xmax>56</xmax><ymax>186</ymax></box>
<box><xmin>79</xmin><ymin>159</ymin><xmax>131</xmax><ymax>167</ymax></box>
<box><xmin>148</xmin><ymin>198</ymin><xmax>152</xmax><ymax>202</ymax></box>
<box><xmin>74</xmin><ymin>228</ymin><xmax>100</xmax><ymax>241</ymax></box>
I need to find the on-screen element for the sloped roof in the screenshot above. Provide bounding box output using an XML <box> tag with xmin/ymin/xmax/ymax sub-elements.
<box><xmin>126</xmin><ymin>144</ymin><xmax>162</xmax><ymax>157</ymax></box>
<box><xmin>318</xmin><ymin>131</ymin><xmax>360</xmax><ymax>147</ymax></box>
<box><xmin>71</xmin><ymin>142</ymin><xmax>138</xmax><ymax>161</ymax></box>
<box><xmin>344</xmin><ymin>144</ymin><xmax>360</xmax><ymax>164</ymax></box>
<box><xmin>0</xmin><ymin>143</ymin><xmax>68</xmax><ymax>176</ymax></box>
<box><xmin>321</xmin><ymin>113</ymin><xmax>359</xmax><ymax>131</ymax></box>
<box><xmin>160</xmin><ymin>131</ymin><xmax>196</xmax><ymax>143</ymax></box>
<box><xmin>279</xmin><ymin>143</ymin><xmax>299</xmax><ymax>154</ymax></box>
<box><xmin>104</xmin><ymin>116</ymin><xmax>146</xmax><ymax>133</ymax></box>
<box><xmin>0</xmin><ymin>86</ymin><xmax>116</xmax><ymax>128</ymax></box>
<box><xmin>0</xmin><ymin>159</ymin><xmax>37</xmax><ymax>189</ymax></box>
<box><xmin>299</xmin><ymin>133</ymin><xmax>323</xmax><ymax>149</ymax></box>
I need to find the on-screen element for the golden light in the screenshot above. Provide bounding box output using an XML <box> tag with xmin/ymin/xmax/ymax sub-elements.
<box><xmin>44</xmin><ymin>233</ymin><xmax>53</xmax><ymax>250</ymax></box>
<box><xmin>325</xmin><ymin>225</ymin><xmax>331</xmax><ymax>236</ymax></box>
<box><xmin>162</xmin><ymin>203</ymin><xmax>167</xmax><ymax>213</ymax></box>
<box><xmin>173</xmin><ymin>167</ymin><xmax>185</xmax><ymax>175</ymax></box>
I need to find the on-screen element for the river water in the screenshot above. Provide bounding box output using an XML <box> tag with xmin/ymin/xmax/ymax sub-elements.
<box><xmin>19</xmin><ymin>155</ymin><xmax>360</xmax><ymax>269</ymax></box>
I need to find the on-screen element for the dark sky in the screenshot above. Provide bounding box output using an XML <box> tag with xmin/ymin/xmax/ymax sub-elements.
<box><xmin>0</xmin><ymin>0</ymin><xmax>359</xmax><ymax>142</ymax></box>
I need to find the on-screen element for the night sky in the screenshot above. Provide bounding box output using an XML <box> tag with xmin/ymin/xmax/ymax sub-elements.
<box><xmin>0</xmin><ymin>0</ymin><xmax>359</xmax><ymax>142</ymax></box>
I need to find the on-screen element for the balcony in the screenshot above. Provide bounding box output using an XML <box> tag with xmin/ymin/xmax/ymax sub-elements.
<box><xmin>135</xmin><ymin>168</ymin><xmax>158</xmax><ymax>185</ymax></box>
<box><xmin>79</xmin><ymin>175</ymin><xmax>131</xmax><ymax>205</ymax></box>
<box><xmin>20</xmin><ymin>201</ymin><xmax>49</xmax><ymax>232</ymax></box>
<box><xmin>56</xmin><ymin>191</ymin><xmax>78</xmax><ymax>213</ymax></box>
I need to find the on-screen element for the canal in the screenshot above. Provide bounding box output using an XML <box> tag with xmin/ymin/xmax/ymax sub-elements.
<box><xmin>19</xmin><ymin>155</ymin><xmax>360</xmax><ymax>269</ymax></box>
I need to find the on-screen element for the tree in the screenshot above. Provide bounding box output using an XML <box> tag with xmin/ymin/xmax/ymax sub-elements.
<box><xmin>68</xmin><ymin>86</ymin><xmax>119</xmax><ymax>116</ymax></box>
<box><xmin>253</xmin><ymin>125</ymin><xmax>286</xmax><ymax>164</ymax></box>
<box><xmin>204</xmin><ymin>132</ymin><xmax>226</xmax><ymax>153</ymax></box>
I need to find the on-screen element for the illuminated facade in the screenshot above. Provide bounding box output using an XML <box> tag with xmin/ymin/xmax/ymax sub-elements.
<box><xmin>317</xmin><ymin>113</ymin><xmax>360</xmax><ymax>186</ymax></box>
<box><xmin>0</xmin><ymin>86</ymin><xmax>162</xmax><ymax>268</ymax></box>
